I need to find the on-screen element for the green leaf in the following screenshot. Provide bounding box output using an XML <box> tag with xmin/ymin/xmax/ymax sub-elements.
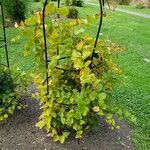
<box><xmin>97</xmin><ymin>84</ymin><xmax>103</xmax><ymax>92</ymax></box>
<box><xmin>74</xmin><ymin>28</ymin><xmax>85</xmax><ymax>35</ymax></box>
<box><xmin>99</xmin><ymin>92</ymin><xmax>107</xmax><ymax>100</ymax></box>
<box><xmin>3</xmin><ymin>114</ymin><xmax>8</xmax><ymax>119</ymax></box>
<box><xmin>87</xmin><ymin>15</ymin><xmax>95</xmax><ymax>22</ymax></box>
<box><xmin>89</xmin><ymin>91</ymin><xmax>97</xmax><ymax>101</ymax></box>
<box><xmin>82</xmin><ymin>49</ymin><xmax>91</xmax><ymax>59</ymax></box>
<box><xmin>98</xmin><ymin>99</ymin><xmax>107</xmax><ymax>110</ymax></box>
<box><xmin>58</xmin><ymin>6</ymin><xmax>69</xmax><ymax>16</ymax></box>
<box><xmin>76</xmin><ymin>105</ymin><xmax>89</xmax><ymax>118</ymax></box>
<box><xmin>36</xmin><ymin>120</ymin><xmax>46</xmax><ymax>129</ymax></box>
<box><xmin>106</xmin><ymin>113</ymin><xmax>113</xmax><ymax>119</ymax></box>
<box><xmin>75</xmin><ymin>130</ymin><xmax>83</xmax><ymax>138</ymax></box>
<box><xmin>73</xmin><ymin>123</ymin><xmax>81</xmax><ymax>131</ymax></box>
<box><xmin>0</xmin><ymin>116</ymin><xmax>4</xmax><ymax>121</ymax></box>
<box><xmin>59</xmin><ymin>136</ymin><xmax>65</xmax><ymax>144</ymax></box>
<box><xmin>71</xmin><ymin>52</ymin><xmax>83</xmax><ymax>69</ymax></box>
<box><xmin>130</xmin><ymin>115</ymin><xmax>137</xmax><ymax>124</ymax></box>
<box><xmin>53</xmin><ymin>135</ymin><xmax>59</xmax><ymax>142</ymax></box>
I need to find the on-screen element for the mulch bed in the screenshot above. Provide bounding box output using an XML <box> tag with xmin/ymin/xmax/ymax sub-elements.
<box><xmin>0</xmin><ymin>89</ymin><xmax>135</xmax><ymax>150</ymax></box>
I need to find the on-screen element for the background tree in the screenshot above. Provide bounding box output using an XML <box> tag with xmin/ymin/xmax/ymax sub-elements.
<box><xmin>1</xmin><ymin>0</ymin><xmax>27</xmax><ymax>23</ymax></box>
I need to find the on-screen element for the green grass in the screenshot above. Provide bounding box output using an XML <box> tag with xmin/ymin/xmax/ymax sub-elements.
<box><xmin>87</xmin><ymin>0</ymin><xmax>150</xmax><ymax>15</ymax></box>
<box><xmin>79</xmin><ymin>4</ymin><xmax>150</xmax><ymax>150</ymax></box>
<box><xmin>118</xmin><ymin>5</ymin><xmax>150</xmax><ymax>15</ymax></box>
<box><xmin>26</xmin><ymin>1</ymin><xmax>43</xmax><ymax>16</ymax></box>
<box><xmin>0</xmin><ymin>2</ymin><xmax>150</xmax><ymax>150</ymax></box>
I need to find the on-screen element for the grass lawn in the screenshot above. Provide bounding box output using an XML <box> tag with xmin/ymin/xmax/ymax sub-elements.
<box><xmin>118</xmin><ymin>5</ymin><xmax>150</xmax><ymax>15</ymax></box>
<box><xmin>0</xmin><ymin>2</ymin><xmax>150</xmax><ymax>150</ymax></box>
<box><xmin>87</xmin><ymin>0</ymin><xmax>150</xmax><ymax>15</ymax></box>
<box><xmin>79</xmin><ymin>4</ymin><xmax>150</xmax><ymax>150</ymax></box>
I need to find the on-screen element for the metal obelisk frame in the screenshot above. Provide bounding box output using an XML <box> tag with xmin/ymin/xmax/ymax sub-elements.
<box><xmin>0</xmin><ymin>1</ymin><xmax>10</xmax><ymax>68</ymax></box>
<box><xmin>42</xmin><ymin>0</ymin><xmax>105</xmax><ymax>96</ymax></box>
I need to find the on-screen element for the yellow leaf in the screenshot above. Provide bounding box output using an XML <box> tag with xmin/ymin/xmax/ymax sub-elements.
<box><xmin>34</xmin><ymin>12</ymin><xmax>41</xmax><ymax>24</ymax></box>
<box><xmin>23</xmin><ymin>50</ymin><xmax>30</xmax><ymax>57</ymax></box>
<box><xmin>25</xmin><ymin>16</ymin><xmax>36</xmax><ymax>26</ymax></box>
<box><xmin>92</xmin><ymin>106</ymin><xmax>100</xmax><ymax>113</ymax></box>
<box><xmin>14</xmin><ymin>22</ymin><xmax>19</xmax><ymax>28</ymax></box>
<box><xmin>45</xmin><ymin>3</ymin><xmax>56</xmax><ymax>15</ymax></box>
<box><xmin>76</xmin><ymin>41</ymin><xmax>84</xmax><ymax>50</ymax></box>
<box><xmin>58</xmin><ymin>6</ymin><xmax>69</xmax><ymax>16</ymax></box>
<box><xmin>36</xmin><ymin>120</ymin><xmax>46</xmax><ymax>129</ymax></box>
<box><xmin>69</xmin><ymin>20</ymin><xmax>77</xmax><ymax>26</ymax></box>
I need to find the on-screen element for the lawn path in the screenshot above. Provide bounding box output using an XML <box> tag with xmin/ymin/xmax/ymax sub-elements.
<box><xmin>86</xmin><ymin>2</ymin><xmax>150</xmax><ymax>19</ymax></box>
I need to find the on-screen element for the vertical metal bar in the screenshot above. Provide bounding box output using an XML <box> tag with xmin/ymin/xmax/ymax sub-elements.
<box><xmin>56</xmin><ymin>0</ymin><xmax>60</xmax><ymax>64</ymax></box>
<box><xmin>90</xmin><ymin>0</ymin><xmax>104</xmax><ymax>68</ymax></box>
<box><xmin>43</xmin><ymin>0</ymin><xmax>49</xmax><ymax>94</ymax></box>
<box><xmin>57</xmin><ymin>0</ymin><xmax>60</xmax><ymax>18</ymax></box>
<box><xmin>0</xmin><ymin>2</ymin><xmax>10</xmax><ymax>68</ymax></box>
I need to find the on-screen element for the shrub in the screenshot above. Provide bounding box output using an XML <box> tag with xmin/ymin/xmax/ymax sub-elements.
<box><xmin>68</xmin><ymin>7</ymin><xmax>79</xmax><ymax>19</ymax></box>
<box><xmin>17</xmin><ymin>3</ymin><xmax>135</xmax><ymax>143</ymax></box>
<box><xmin>72</xmin><ymin>0</ymin><xmax>84</xmax><ymax>7</ymax></box>
<box><xmin>135</xmin><ymin>3</ymin><xmax>145</xmax><ymax>9</ymax></box>
<box><xmin>0</xmin><ymin>70</ymin><xmax>17</xmax><ymax>121</ymax></box>
<box><xmin>2</xmin><ymin>0</ymin><xmax>26</xmax><ymax>23</ymax></box>
<box><xmin>65</xmin><ymin>0</ymin><xmax>71</xmax><ymax>6</ymax></box>
<box><xmin>34</xmin><ymin>0</ymin><xmax>41</xmax><ymax>2</ymax></box>
<box><xmin>0</xmin><ymin>64</ymin><xmax>27</xmax><ymax>122</ymax></box>
<box><xmin>119</xmin><ymin>0</ymin><xmax>130</xmax><ymax>5</ymax></box>
<box><xmin>147</xmin><ymin>1</ymin><xmax>150</xmax><ymax>8</ymax></box>
<box><xmin>0</xmin><ymin>49</ymin><xmax>28</xmax><ymax>122</ymax></box>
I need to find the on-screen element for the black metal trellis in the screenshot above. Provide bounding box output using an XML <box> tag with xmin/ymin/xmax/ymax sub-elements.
<box><xmin>42</xmin><ymin>0</ymin><xmax>105</xmax><ymax>95</ymax></box>
<box><xmin>90</xmin><ymin>0</ymin><xmax>104</xmax><ymax>68</ymax></box>
<box><xmin>0</xmin><ymin>1</ymin><xmax>10</xmax><ymax>69</ymax></box>
<box><xmin>43</xmin><ymin>0</ymin><xmax>49</xmax><ymax>95</ymax></box>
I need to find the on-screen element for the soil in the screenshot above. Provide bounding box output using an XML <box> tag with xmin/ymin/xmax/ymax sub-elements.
<box><xmin>0</xmin><ymin>89</ymin><xmax>135</xmax><ymax>150</ymax></box>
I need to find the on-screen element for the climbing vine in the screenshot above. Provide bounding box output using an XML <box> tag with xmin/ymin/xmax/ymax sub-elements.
<box><xmin>15</xmin><ymin>2</ymin><xmax>136</xmax><ymax>143</ymax></box>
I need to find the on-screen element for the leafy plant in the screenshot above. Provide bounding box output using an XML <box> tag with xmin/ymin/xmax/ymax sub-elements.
<box><xmin>135</xmin><ymin>3</ymin><xmax>145</xmax><ymax>9</ymax></box>
<box><xmin>0</xmin><ymin>49</ymin><xmax>28</xmax><ymax>122</ymax></box>
<box><xmin>0</xmin><ymin>65</ymin><xmax>28</xmax><ymax>122</ymax></box>
<box><xmin>65</xmin><ymin>0</ymin><xmax>71</xmax><ymax>6</ymax></box>
<box><xmin>147</xmin><ymin>1</ymin><xmax>150</xmax><ymax>8</ymax></box>
<box><xmin>16</xmin><ymin>2</ymin><xmax>136</xmax><ymax>143</ymax></box>
<box><xmin>72</xmin><ymin>0</ymin><xmax>84</xmax><ymax>7</ymax></box>
<box><xmin>119</xmin><ymin>0</ymin><xmax>130</xmax><ymax>5</ymax></box>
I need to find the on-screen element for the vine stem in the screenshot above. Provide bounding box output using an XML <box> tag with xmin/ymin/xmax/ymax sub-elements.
<box><xmin>90</xmin><ymin>0</ymin><xmax>104</xmax><ymax>68</ymax></box>
<box><xmin>43</xmin><ymin>0</ymin><xmax>49</xmax><ymax>95</ymax></box>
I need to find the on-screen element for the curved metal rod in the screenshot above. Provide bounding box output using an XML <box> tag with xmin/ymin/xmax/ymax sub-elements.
<box><xmin>56</xmin><ymin>0</ymin><xmax>61</xmax><ymax>63</ymax></box>
<box><xmin>0</xmin><ymin>2</ymin><xmax>10</xmax><ymax>68</ymax></box>
<box><xmin>90</xmin><ymin>0</ymin><xmax>104</xmax><ymax>68</ymax></box>
<box><xmin>57</xmin><ymin>0</ymin><xmax>60</xmax><ymax>17</ymax></box>
<box><xmin>43</xmin><ymin>0</ymin><xmax>49</xmax><ymax>94</ymax></box>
